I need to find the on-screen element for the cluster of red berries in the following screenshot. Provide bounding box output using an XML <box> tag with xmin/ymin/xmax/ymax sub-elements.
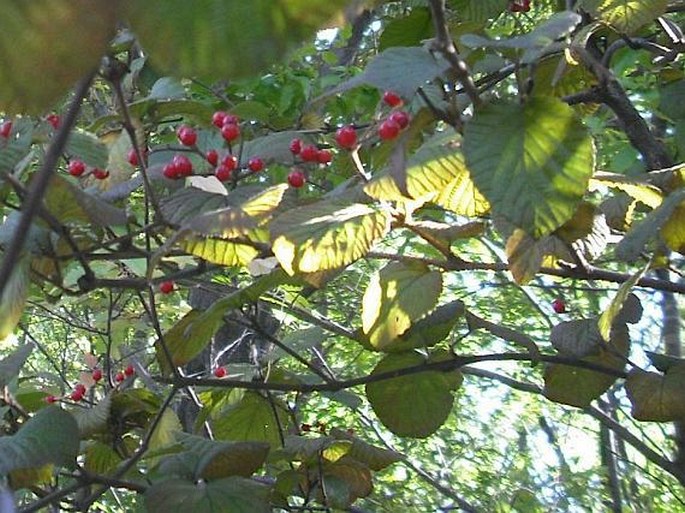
<box><xmin>378</xmin><ymin>91</ymin><xmax>410</xmax><ymax>141</ymax></box>
<box><xmin>44</xmin><ymin>364</ymin><xmax>135</xmax><ymax>404</ymax></box>
<box><xmin>67</xmin><ymin>159</ymin><xmax>109</xmax><ymax>179</ymax></box>
<box><xmin>163</xmin><ymin>154</ymin><xmax>194</xmax><ymax>179</ymax></box>
<box><xmin>509</xmin><ymin>0</ymin><xmax>531</xmax><ymax>12</ymax></box>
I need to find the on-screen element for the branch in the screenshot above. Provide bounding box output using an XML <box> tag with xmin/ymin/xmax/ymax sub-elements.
<box><xmin>427</xmin><ymin>0</ymin><xmax>481</xmax><ymax>108</ymax></box>
<box><xmin>0</xmin><ymin>70</ymin><xmax>96</xmax><ymax>299</ymax></box>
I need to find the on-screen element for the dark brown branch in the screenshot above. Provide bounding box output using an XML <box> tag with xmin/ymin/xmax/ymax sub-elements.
<box><xmin>427</xmin><ymin>0</ymin><xmax>481</xmax><ymax>107</ymax></box>
<box><xmin>0</xmin><ymin>70</ymin><xmax>96</xmax><ymax>300</ymax></box>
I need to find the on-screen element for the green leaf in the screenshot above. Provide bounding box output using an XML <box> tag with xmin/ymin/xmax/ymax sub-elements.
<box><xmin>379</xmin><ymin>7</ymin><xmax>433</xmax><ymax>50</ymax></box>
<box><xmin>71</xmin><ymin>394</ymin><xmax>112</xmax><ymax>437</ymax></box>
<box><xmin>579</xmin><ymin>0</ymin><xmax>668</xmax><ymax>33</ymax></box>
<box><xmin>616</xmin><ymin>189</ymin><xmax>685</xmax><ymax>261</ymax></box>
<box><xmin>271</xmin><ymin>202</ymin><xmax>391</xmax><ymax>275</ymax></box>
<box><xmin>388</xmin><ymin>300</ymin><xmax>465</xmax><ymax>353</ymax></box>
<box><xmin>157</xmin><ymin>433</ymin><xmax>269</xmax><ymax>480</ymax></box>
<box><xmin>313</xmin><ymin>459</ymin><xmax>373</xmax><ymax>508</ymax></box>
<box><xmin>145</xmin><ymin>477</ymin><xmax>271</xmax><ymax>513</ymax></box>
<box><xmin>504</xmin><ymin>228</ymin><xmax>571</xmax><ymax>284</ymax></box>
<box><xmin>125</xmin><ymin>0</ymin><xmax>346</xmax><ymax>82</ymax></box>
<box><xmin>452</xmin><ymin>0</ymin><xmax>509</xmax><ymax>23</ymax></box>
<box><xmin>182</xmin><ymin>237</ymin><xmax>260</xmax><ymax>267</ymax></box>
<box><xmin>626</xmin><ymin>365</ymin><xmax>685</xmax><ymax>422</ymax></box>
<box><xmin>328</xmin><ymin>47</ymin><xmax>451</xmax><ymax>99</ymax></box>
<box><xmin>598</xmin><ymin>266</ymin><xmax>646</xmax><ymax>341</ymax></box>
<box><xmin>84</xmin><ymin>442</ymin><xmax>121</xmax><ymax>475</ymax></box>
<box><xmin>44</xmin><ymin>176</ymin><xmax>128</xmax><ymax>227</ymax></box>
<box><xmin>460</xmin><ymin>12</ymin><xmax>582</xmax><ymax>63</ymax></box>
<box><xmin>213</xmin><ymin>392</ymin><xmax>288</xmax><ymax>448</ymax></box>
<box><xmin>329</xmin><ymin>428</ymin><xmax>403</xmax><ymax>471</ymax></box>
<box><xmin>544</xmin><ymin>324</ymin><xmax>630</xmax><ymax>408</ymax></box>
<box><xmin>464</xmin><ymin>96</ymin><xmax>594</xmax><ymax>237</ymax></box>
<box><xmin>661</xmin><ymin>199</ymin><xmax>685</xmax><ymax>255</ymax></box>
<box><xmin>365</xmin><ymin>132</ymin><xmax>490</xmax><ymax>216</ymax></box>
<box><xmin>0</xmin><ymin>344</ymin><xmax>33</xmax><ymax>388</ymax></box>
<box><xmin>366</xmin><ymin>352</ymin><xmax>460</xmax><ymax>438</ymax></box>
<box><xmin>0</xmin><ymin>118</ymin><xmax>34</xmax><ymax>173</ymax></box>
<box><xmin>0</xmin><ymin>0</ymin><xmax>116</xmax><ymax>113</ymax></box>
<box><xmin>65</xmin><ymin>130</ymin><xmax>109</xmax><ymax>169</ymax></box>
<box><xmin>148</xmin><ymin>77</ymin><xmax>185</xmax><ymax>100</ymax></box>
<box><xmin>0</xmin><ymin>407</ymin><xmax>79</xmax><ymax>474</ymax></box>
<box><xmin>155</xmin><ymin>310</ymin><xmax>207</xmax><ymax>375</ymax></box>
<box><xmin>550</xmin><ymin>318</ymin><xmax>604</xmax><ymax>359</ymax></box>
<box><xmin>589</xmin><ymin>172</ymin><xmax>663</xmax><ymax>209</ymax></box>
<box><xmin>0</xmin><ymin>256</ymin><xmax>30</xmax><ymax>341</ymax></box>
<box><xmin>149</xmin><ymin>409</ymin><xmax>183</xmax><ymax>455</ymax></box>
<box><xmin>361</xmin><ymin>261</ymin><xmax>443</xmax><ymax>350</ymax></box>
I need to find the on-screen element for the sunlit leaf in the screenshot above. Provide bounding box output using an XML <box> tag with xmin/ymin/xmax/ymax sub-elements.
<box><xmin>155</xmin><ymin>310</ymin><xmax>207</xmax><ymax>375</ymax></box>
<box><xmin>330</xmin><ymin>428</ymin><xmax>403</xmax><ymax>471</ymax></box>
<box><xmin>386</xmin><ymin>300</ymin><xmax>465</xmax><ymax>353</ymax></box>
<box><xmin>125</xmin><ymin>0</ymin><xmax>346</xmax><ymax>82</ymax></box>
<box><xmin>44</xmin><ymin>176</ymin><xmax>128</xmax><ymax>227</ymax></box>
<box><xmin>0</xmin><ymin>1</ymin><xmax>116</xmax><ymax>113</ymax></box>
<box><xmin>378</xmin><ymin>7</ymin><xmax>433</xmax><ymax>50</ymax></box>
<box><xmin>590</xmin><ymin>172</ymin><xmax>663</xmax><ymax>209</ymax></box>
<box><xmin>366</xmin><ymin>352</ymin><xmax>460</xmax><ymax>438</ymax></box>
<box><xmin>579</xmin><ymin>0</ymin><xmax>668</xmax><ymax>33</ymax></box>
<box><xmin>466</xmin><ymin>97</ymin><xmax>594</xmax><ymax>237</ymax></box>
<box><xmin>598</xmin><ymin>266</ymin><xmax>647</xmax><ymax>341</ymax></box>
<box><xmin>0</xmin><ymin>407</ymin><xmax>79</xmax><ymax>474</ymax></box>
<box><xmin>626</xmin><ymin>364</ymin><xmax>685</xmax><ymax>421</ymax></box>
<box><xmin>271</xmin><ymin>202</ymin><xmax>391</xmax><ymax>275</ymax></box>
<box><xmin>145</xmin><ymin>477</ymin><xmax>271</xmax><ymax>513</ymax></box>
<box><xmin>181</xmin><ymin>236</ymin><xmax>260</xmax><ymax>267</ymax></box>
<box><xmin>213</xmin><ymin>392</ymin><xmax>288</xmax><ymax>448</ymax></box>
<box><xmin>9</xmin><ymin>464</ymin><xmax>53</xmax><ymax>490</ymax></box>
<box><xmin>361</xmin><ymin>261</ymin><xmax>443</xmax><ymax>350</ymax></box>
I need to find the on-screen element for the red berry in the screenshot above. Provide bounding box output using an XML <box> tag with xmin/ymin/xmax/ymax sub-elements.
<box><xmin>124</xmin><ymin>364</ymin><xmax>135</xmax><ymax>376</ymax></box>
<box><xmin>127</xmin><ymin>148</ymin><xmax>139</xmax><ymax>166</ymax></box>
<box><xmin>159</xmin><ymin>280</ymin><xmax>175</xmax><ymax>294</ymax></box>
<box><xmin>214</xmin><ymin>367</ymin><xmax>227</xmax><ymax>378</ymax></box>
<box><xmin>287</xmin><ymin>170</ymin><xmax>306</xmax><ymax>188</ymax></box>
<box><xmin>215</xmin><ymin>165</ymin><xmax>233</xmax><ymax>182</ymax></box>
<box><xmin>221</xmin><ymin>154</ymin><xmax>238</xmax><ymax>171</ymax></box>
<box><xmin>378</xmin><ymin>119</ymin><xmax>401</xmax><ymax>141</ymax></box>
<box><xmin>177</xmin><ymin>125</ymin><xmax>197</xmax><ymax>146</ymax></box>
<box><xmin>172</xmin><ymin>155</ymin><xmax>193</xmax><ymax>177</ymax></box>
<box><xmin>289</xmin><ymin>138</ymin><xmax>302</xmax><ymax>155</ymax></box>
<box><xmin>92</xmin><ymin>368</ymin><xmax>103</xmax><ymax>382</ymax></box>
<box><xmin>75</xmin><ymin>383</ymin><xmax>86</xmax><ymax>394</ymax></box>
<box><xmin>206</xmin><ymin>149</ymin><xmax>219</xmax><ymax>166</ymax></box>
<box><xmin>68</xmin><ymin>159</ymin><xmax>86</xmax><ymax>177</ymax></box>
<box><xmin>163</xmin><ymin>162</ymin><xmax>179</xmax><ymax>179</ymax></box>
<box><xmin>0</xmin><ymin>121</ymin><xmax>12</xmax><ymax>138</ymax></box>
<box><xmin>115</xmin><ymin>372</ymin><xmax>125</xmax><ymax>383</ymax></box>
<box><xmin>317</xmin><ymin>149</ymin><xmax>332</xmax><ymax>164</ymax></box>
<box><xmin>248</xmin><ymin>157</ymin><xmax>264</xmax><ymax>172</ymax></box>
<box><xmin>300</xmin><ymin>144</ymin><xmax>319</xmax><ymax>162</ymax></box>
<box><xmin>335</xmin><ymin>125</ymin><xmax>357</xmax><ymax>150</ymax></box>
<box><xmin>70</xmin><ymin>390</ymin><xmax>84</xmax><ymax>402</ymax></box>
<box><xmin>92</xmin><ymin>168</ymin><xmax>109</xmax><ymax>180</ymax></box>
<box><xmin>382</xmin><ymin>90</ymin><xmax>403</xmax><ymax>107</ymax></box>
<box><xmin>212</xmin><ymin>111</ymin><xmax>228</xmax><ymax>128</ymax></box>
<box><xmin>46</xmin><ymin>113</ymin><xmax>60</xmax><ymax>129</ymax></box>
<box><xmin>552</xmin><ymin>298</ymin><xmax>566</xmax><ymax>314</ymax></box>
<box><xmin>220</xmin><ymin>122</ymin><xmax>240</xmax><ymax>142</ymax></box>
<box><xmin>45</xmin><ymin>395</ymin><xmax>58</xmax><ymax>404</ymax></box>
<box><xmin>388</xmin><ymin>110</ymin><xmax>410</xmax><ymax>129</ymax></box>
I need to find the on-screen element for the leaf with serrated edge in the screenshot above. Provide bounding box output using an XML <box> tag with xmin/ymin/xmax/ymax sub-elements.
<box><xmin>590</xmin><ymin>172</ymin><xmax>662</xmax><ymax>209</ymax></box>
<box><xmin>362</xmin><ymin>261</ymin><xmax>443</xmax><ymax>350</ymax></box>
<box><xmin>464</xmin><ymin>97</ymin><xmax>594</xmax><ymax>237</ymax></box>
<box><xmin>366</xmin><ymin>352</ymin><xmax>458</xmax><ymax>438</ymax></box>
<box><xmin>0</xmin><ymin>407</ymin><xmax>79</xmax><ymax>474</ymax></box>
<box><xmin>271</xmin><ymin>202</ymin><xmax>390</xmax><ymax>275</ymax></box>
<box><xmin>181</xmin><ymin>236</ymin><xmax>260</xmax><ymax>267</ymax></box>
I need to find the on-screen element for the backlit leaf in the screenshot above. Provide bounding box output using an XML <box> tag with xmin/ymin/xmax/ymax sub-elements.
<box><xmin>0</xmin><ymin>1</ymin><xmax>116</xmax><ymax>113</ymax></box>
<box><xmin>330</xmin><ymin>428</ymin><xmax>403</xmax><ymax>471</ymax></box>
<box><xmin>361</xmin><ymin>261</ymin><xmax>443</xmax><ymax>350</ymax></box>
<box><xmin>0</xmin><ymin>257</ymin><xmax>30</xmax><ymax>341</ymax></box>
<box><xmin>626</xmin><ymin>365</ymin><xmax>685</xmax><ymax>421</ymax></box>
<box><xmin>579</xmin><ymin>0</ymin><xmax>667</xmax><ymax>33</ymax></box>
<box><xmin>181</xmin><ymin>236</ymin><xmax>260</xmax><ymax>267</ymax></box>
<box><xmin>464</xmin><ymin>96</ymin><xmax>594</xmax><ymax>237</ymax></box>
<box><xmin>125</xmin><ymin>0</ymin><xmax>345</xmax><ymax>82</ymax></box>
<box><xmin>379</xmin><ymin>7</ymin><xmax>433</xmax><ymax>50</ymax></box>
<box><xmin>590</xmin><ymin>172</ymin><xmax>663</xmax><ymax>209</ymax></box>
<box><xmin>44</xmin><ymin>176</ymin><xmax>128</xmax><ymax>227</ymax></box>
<box><xmin>213</xmin><ymin>392</ymin><xmax>288</xmax><ymax>448</ymax></box>
<box><xmin>598</xmin><ymin>266</ymin><xmax>647</xmax><ymax>341</ymax></box>
<box><xmin>271</xmin><ymin>202</ymin><xmax>391</xmax><ymax>275</ymax></box>
<box><xmin>366</xmin><ymin>352</ymin><xmax>459</xmax><ymax>438</ymax></box>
